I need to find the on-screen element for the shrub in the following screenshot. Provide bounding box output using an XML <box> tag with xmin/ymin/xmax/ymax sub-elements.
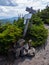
<box><xmin>45</xmin><ymin>19</ymin><xmax>49</xmax><ymax>24</ymax></box>
<box><xmin>13</xmin><ymin>18</ymin><xmax>24</xmax><ymax>30</ymax></box>
<box><xmin>26</xmin><ymin>25</ymin><xmax>48</xmax><ymax>47</ymax></box>
<box><xmin>36</xmin><ymin>6</ymin><xmax>49</xmax><ymax>24</ymax></box>
<box><xmin>30</xmin><ymin>14</ymin><xmax>44</xmax><ymax>25</ymax></box>
<box><xmin>0</xmin><ymin>24</ymin><xmax>22</xmax><ymax>54</ymax></box>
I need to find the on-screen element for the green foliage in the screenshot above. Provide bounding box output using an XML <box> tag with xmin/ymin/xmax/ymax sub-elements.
<box><xmin>45</xmin><ymin>19</ymin><xmax>49</xmax><ymax>24</ymax></box>
<box><xmin>26</xmin><ymin>25</ymin><xmax>48</xmax><ymax>47</ymax></box>
<box><xmin>0</xmin><ymin>21</ymin><xmax>23</xmax><ymax>54</ymax></box>
<box><xmin>30</xmin><ymin>14</ymin><xmax>43</xmax><ymax>25</ymax></box>
<box><xmin>26</xmin><ymin>13</ymin><xmax>48</xmax><ymax>47</ymax></box>
<box><xmin>36</xmin><ymin>6</ymin><xmax>49</xmax><ymax>24</ymax></box>
<box><xmin>13</xmin><ymin>18</ymin><xmax>24</xmax><ymax>30</ymax></box>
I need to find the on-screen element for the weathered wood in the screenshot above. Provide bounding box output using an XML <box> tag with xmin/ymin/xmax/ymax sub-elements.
<box><xmin>23</xmin><ymin>19</ymin><xmax>29</xmax><ymax>37</ymax></box>
<box><xmin>26</xmin><ymin>7</ymin><xmax>36</xmax><ymax>14</ymax></box>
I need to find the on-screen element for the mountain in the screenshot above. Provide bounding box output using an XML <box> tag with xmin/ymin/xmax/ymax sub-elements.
<box><xmin>0</xmin><ymin>17</ymin><xmax>18</xmax><ymax>23</ymax></box>
<box><xmin>0</xmin><ymin>0</ymin><xmax>18</xmax><ymax>6</ymax></box>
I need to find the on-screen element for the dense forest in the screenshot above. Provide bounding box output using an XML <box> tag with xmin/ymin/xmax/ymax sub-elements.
<box><xmin>0</xmin><ymin>6</ymin><xmax>49</xmax><ymax>55</ymax></box>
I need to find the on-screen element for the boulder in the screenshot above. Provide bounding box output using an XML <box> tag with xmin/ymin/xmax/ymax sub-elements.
<box><xmin>27</xmin><ymin>47</ymin><xmax>35</xmax><ymax>57</ymax></box>
<box><xmin>20</xmin><ymin>43</ymin><xmax>30</xmax><ymax>57</ymax></box>
<box><xmin>20</xmin><ymin>48</ymin><xmax>28</xmax><ymax>57</ymax></box>
<box><xmin>28</xmin><ymin>39</ymin><xmax>32</xmax><ymax>48</ymax></box>
<box><xmin>20</xmin><ymin>43</ymin><xmax>36</xmax><ymax>57</ymax></box>
<box><xmin>17</xmin><ymin>39</ymin><xmax>25</xmax><ymax>47</ymax></box>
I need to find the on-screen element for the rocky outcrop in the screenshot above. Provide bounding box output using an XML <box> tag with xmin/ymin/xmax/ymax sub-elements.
<box><xmin>15</xmin><ymin>39</ymin><xmax>36</xmax><ymax>58</ymax></box>
<box><xmin>15</xmin><ymin>39</ymin><xmax>25</xmax><ymax>58</ymax></box>
<box><xmin>7</xmin><ymin>39</ymin><xmax>36</xmax><ymax>59</ymax></box>
<box><xmin>20</xmin><ymin>43</ymin><xmax>35</xmax><ymax>57</ymax></box>
<box><xmin>17</xmin><ymin>39</ymin><xmax>25</xmax><ymax>47</ymax></box>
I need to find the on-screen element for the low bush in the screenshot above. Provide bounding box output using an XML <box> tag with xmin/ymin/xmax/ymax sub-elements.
<box><xmin>45</xmin><ymin>19</ymin><xmax>49</xmax><ymax>24</ymax></box>
<box><xmin>26</xmin><ymin>25</ymin><xmax>48</xmax><ymax>47</ymax></box>
<box><xmin>30</xmin><ymin>14</ymin><xmax>44</xmax><ymax>25</ymax></box>
<box><xmin>0</xmin><ymin>22</ymin><xmax>22</xmax><ymax>54</ymax></box>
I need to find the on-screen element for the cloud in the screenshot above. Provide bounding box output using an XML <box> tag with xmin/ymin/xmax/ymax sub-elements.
<box><xmin>0</xmin><ymin>0</ymin><xmax>49</xmax><ymax>19</ymax></box>
<box><xmin>0</xmin><ymin>6</ymin><xmax>28</xmax><ymax>19</ymax></box>
<box><xmin>0</xmin><ymin>0</ymin><xmax>18</xmax><ymax>6</ymax></box>
<box><xmin>15</xmin><ymin>0</ymin><xmax>49</xmax><ymax>10</ymax></box>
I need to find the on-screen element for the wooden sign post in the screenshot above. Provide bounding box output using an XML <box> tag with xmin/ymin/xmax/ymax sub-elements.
<box><xmin>23</xmin><ymin>7</ymin><xmax>36</xmax><ymax>37</ymax></box>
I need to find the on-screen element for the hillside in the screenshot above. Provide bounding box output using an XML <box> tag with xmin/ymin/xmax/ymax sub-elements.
<box><xmin>0</xmin><ymin>17</ymin><xmax>18</xmax><ymax>23</ymax></box>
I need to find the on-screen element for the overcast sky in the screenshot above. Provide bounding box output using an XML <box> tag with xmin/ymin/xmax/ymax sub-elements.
<box><xmin>0</xmin><ymin>0</ymin><xmax>49</xmax><ymax>19</ymax></box>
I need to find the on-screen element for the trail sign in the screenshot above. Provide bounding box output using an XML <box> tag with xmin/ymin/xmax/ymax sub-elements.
<box><xmin>26</xmin><ymin>7</ymin><xmax>36</xmax><ymax>14</ymax></box>
<box><xmin>23</xmin><ymin>7</ymin><xmax>36</xmax><ymax>37</ymax></box>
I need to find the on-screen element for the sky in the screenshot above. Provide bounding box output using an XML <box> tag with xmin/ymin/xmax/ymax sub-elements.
<box><xmin>0</xmin><ymin>0</ymin><xmax>49</xmax><ymax>19</ymax></box>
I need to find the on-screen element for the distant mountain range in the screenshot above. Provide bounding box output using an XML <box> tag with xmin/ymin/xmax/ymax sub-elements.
<box><xmin>0</xmin><ymin>17</ymin><xmax>18</xmax><ymax>23</ymax></box>
<box><xmin>0</xmin><ymin>0</ymin><xmax>18</xmax><ymax>6</ymax></box>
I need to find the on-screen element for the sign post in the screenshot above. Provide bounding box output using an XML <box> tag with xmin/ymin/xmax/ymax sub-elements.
<box><xmin>23</xmin><ymin>7</ymin><xmax>36</xmax><ymax>37</ymax></box>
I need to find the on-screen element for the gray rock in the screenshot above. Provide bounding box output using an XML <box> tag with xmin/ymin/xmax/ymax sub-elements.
<box><xmin>23</xmin><ymin>43</ymin><xmax>29</xmax><ymax>50</ymax></box>
<box><xmin>20</xmin><ymin>44</ymin><xmax>36</xmax><ymax>57</ymax></box>
<box><xmin>28</xmin><ymin>39</ymin><xmax>32</xmax><ymax>43</ymax></box>
<box><xmin>28</xmin><ymin>39</ymin><xmax>32</xmax><ymax>47</ymax></box>
<box><xmin>20</xmin><ymin>44</ymin><xmax>29</xmax><ymax>56</ymax></box>
<box><xmin>28</xmin><ymin>47</ymin><xmax>35</xmax><ymax>57</ymax></box>
<box><xmin>17</xmin><ymin>39</ymin><xmax>25</xmax><ymax>47</ymax></box>
<box><xmin>20</xmin><ymin>48</ymin><xmax>28</xmax><ymax>56</ymax></box>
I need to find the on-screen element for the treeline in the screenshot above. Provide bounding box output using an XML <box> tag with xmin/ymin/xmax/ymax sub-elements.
<box><xmin>0</xmin><ymin>6</ymin><xmax>49</xmax><ymax>54</ymax></box>
<box><xmin>35</xmin><ymin>5</ymin><xmax>49</xmax><ymax>24</ymax></box>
